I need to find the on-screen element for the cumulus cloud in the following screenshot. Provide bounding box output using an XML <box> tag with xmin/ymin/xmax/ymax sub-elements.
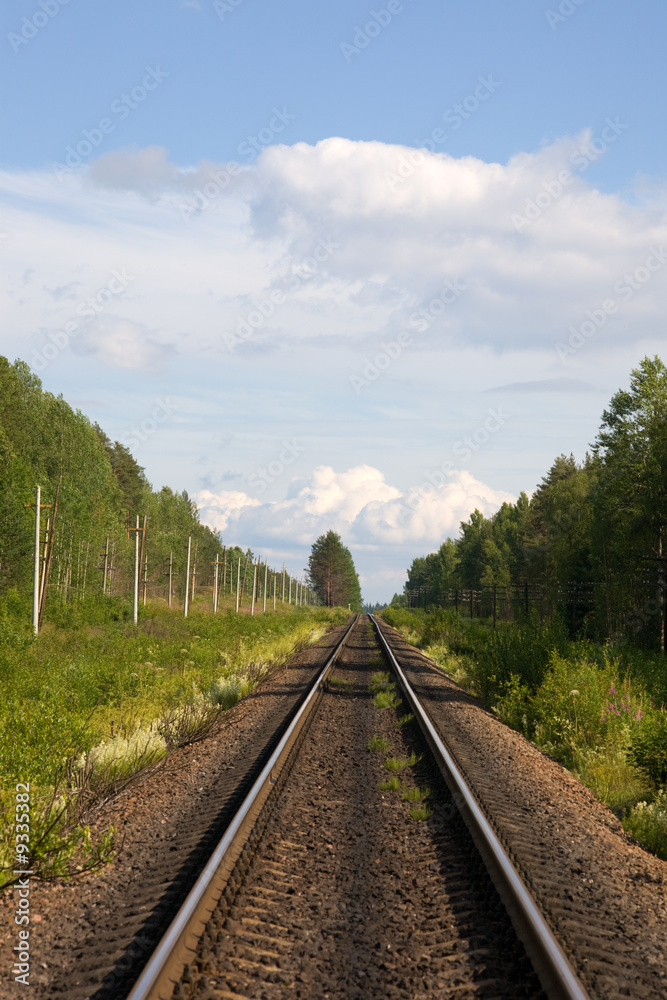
<box><xmin>6</xmin><ymin>131</ymin><xmax>667</xmax><ymax>374</ymax></box>
<box><xmin>195</xmin><ymin>464</ymin><xmax>514</xmax><ymax>554</ymax></box>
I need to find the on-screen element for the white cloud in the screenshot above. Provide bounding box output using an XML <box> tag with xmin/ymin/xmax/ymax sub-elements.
<box><xmin>76</xmin><ymin>318</ymin><xmax>171</xmax><ymax>372</ymax></box>
<box><xmin>195</xmin><ymin>465</ymin><xmax>515</xmax><ymax>595</ymax></box>
<box><xmin>4</xmin><ymin>132</ymin><xmax>667</xmax><ymax>375</ymax></box>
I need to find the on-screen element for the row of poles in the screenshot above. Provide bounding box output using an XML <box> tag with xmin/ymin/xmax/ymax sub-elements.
<box><xmin>130</xmin><ymin>520</ymin><xmax>310</xmax><ymax>625</ymax></box>
<box><xmin>28</xmin><ymin>488</ymin><xmax>311</xmax><ymax>634</ymax></box>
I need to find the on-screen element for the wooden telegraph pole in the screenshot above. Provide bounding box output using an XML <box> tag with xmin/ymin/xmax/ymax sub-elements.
<box><xmin>168</xmin><ymin>551</ymin><xmax>173</xmax><ymax>608</ymax></box>
<box><xmin>130</xmin><ymin>515</ymin><xmax>140</xmax><ymax>625</ymax></box>
<box><xmin>184</xmin><ymin>536</ymin><xmax>192</xmax><ymax>618</ymax></box>
<box><xmin>102</xmin><ymin>535</ymin><xmax>109</xmax><ymax>595</ymax></box>
<box><xmin>235</xmin><ymin>557</ymin><xmax>241</xmax><ymax>614</ymax></box>
<box><xmin>213</xmin><ymin>554</ymin><xmax>220</xmax><ymax>614</ymax></box>
<box><xmin>25</xmin><ymin>485</ymin><xmax>52</xmax><ymax>636</ymax></box>
<box><xmin>263</xmin><ymin>560</ymin><xmax>268</xmax><ymax>613</ymax></box>
<box><xmin>38</xmin><ymin>482</ymin><xmax>59</xmax><ymax>628</ymax></box>
<box><xmin>251</xmin><ymin>563</ymin><xmax>257</xmax><ymax>616</ymax></box>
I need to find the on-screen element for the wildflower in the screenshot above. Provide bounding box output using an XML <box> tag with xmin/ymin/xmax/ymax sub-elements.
<box><xmin>610</xmin><ymin>686</ymin><xmax>616</xmax><ymax>695</ymax></box>
<box><xmin>634</xmin><ymin>710</ymin><xmax>645</xmax><ymax>721</ymax></box>
<box><xmin>570</xmin><ymin>689</ymin><xmax>580</xmax><ymax>697</ymax></box>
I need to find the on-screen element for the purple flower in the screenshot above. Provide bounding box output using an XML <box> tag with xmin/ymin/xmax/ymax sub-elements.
<box><xmin>610</xmin><ymin>686</ymin><xmax>616</xmax><ymax>695</ymax></box>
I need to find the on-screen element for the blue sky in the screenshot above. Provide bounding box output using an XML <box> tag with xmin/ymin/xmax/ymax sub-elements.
<box><xmin>2</xmin><ymin>0</ymin><xmax>667</xmax><ymax>600</ymax></box>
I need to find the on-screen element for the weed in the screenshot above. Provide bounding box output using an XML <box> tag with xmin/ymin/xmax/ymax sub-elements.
<box><xmin>409</xmin><ymin>804</ymin><xmax>433</xmax><ymax>821</ymax></box>
<box><xmin>401</xmin><ymin>785</ymin><xmax>431</xmax><ymax>802</ymax></box>
<box><xmin>369</xmin><ymin>671</ymin><xmax>393</xmax><ymax>693</ymax></box>
<box><xmin>384</xmin><ymin>753</ymin><xmax>419</xmax><ymax>771</ymax></box>
<box><xmin>329</xmin><ymin>676</ymin><xmax>354</xmax><ymax>693</ymax></box>
<box><xmin>396</xmin><ymin>713</ymin><xmax>414</xmax><ymax>728</ymax></box>
<box><xmin>367</xmin><ymin>735</ymin><xmax>390</xmax><ymax>752</ymax></box>
<box><xmin>373</xmin><ymin>690</ymin><xmax>402</xmax><ymax>710</ymax></box>
<box><xmin>380</xmin><ymin>777</ymin><xmax>400</xmax><ymax>792</ymax></box>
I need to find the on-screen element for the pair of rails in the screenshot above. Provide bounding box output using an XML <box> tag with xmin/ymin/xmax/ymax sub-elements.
<box><xmin>128</xmin><ymin>614</ymin><xmax>589</xmax><ymax>1000</ymax></box>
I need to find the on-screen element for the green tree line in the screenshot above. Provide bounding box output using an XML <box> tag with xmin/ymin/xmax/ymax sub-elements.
<box><xmin>396</xmin><ymin>356</ymin><xmax>667</xmax><ymax>649</ymax></box>
<box><xmin>0</xmin><ymin>357</ymin><xmax>233</xmax><ymax>607</ymax></box>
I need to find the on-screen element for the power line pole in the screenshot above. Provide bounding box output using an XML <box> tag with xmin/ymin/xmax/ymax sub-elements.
<box><xmin>39</xmin><ymin>482</ymin><xmax>59</xmax><ymax>628</ymax></box>
<box><xmin>213</xmin><ymin>554</ymin><xmax>220</xmax><ymax>614</ymax></box>
<box><xmin>282</xmin><ymin>564</ymin><xmax>285</xmax><ymax>604</ymax></box>
<box><xmin>32</xmin><ymin>485</ymin><xmax>41</xmax><ymax>636</ymax></box>
<box><xmin>235</xmin><ymin>557</ymin><xmax>241</xmax><ymax>614</ymax></box>
<box><xmin>251</xmin><ymin>563</ymin><xmax>257</xmax><ymax>615</ymax></box>
<box><xmin>263</xmin><ymin>560</ymin><xmax>268</xmax><ymax>613</ymax></box>
<box><xmin>184</xmin><ymin>536</ymin><xmax>192</xmax><ymax>618</ymax></box>
<box><xmin>132</xmin><ymin>515</ymin><xmax>140</xmax><ymax>625</ymax></box>
<box><xmin>102</xmin><ymin>535</ymin><xmax>109</xmax><ymax>595</ymax></box>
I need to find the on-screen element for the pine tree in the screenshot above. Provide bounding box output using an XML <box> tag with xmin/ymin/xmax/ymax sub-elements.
<box><xmin>308</xmin><ymin>531</ymin><xmax>362</xmax><ymax>610</ymax></box>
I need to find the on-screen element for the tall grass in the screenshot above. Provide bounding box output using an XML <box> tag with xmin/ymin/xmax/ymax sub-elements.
<box><xmin>0</xmin><ymin>596</ymin><xmax>346</xmax><ymax>884</ymax></box>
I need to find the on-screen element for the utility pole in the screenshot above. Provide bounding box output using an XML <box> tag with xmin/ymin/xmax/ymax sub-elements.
<box><xmin>32</xmin><ymin>485</ymin><xmax>41</xmax><ymax>635</ymax></box>
<box><xmin>132</xmin><ymin>515</ymin><xmax>140</xmax><ymax>625</ymax></box>
<box><xmin>143</xmin><ymin>554</ymin><xmax>148</xmax><ymax>606</ymax></box>
<box><xmin>168</xmin><ymin>551</ymin><xmax>173</xmax><ymax>608</ymax></box>
<box><xmin>138</xmin><ymin>515</ymin><xmax>147</xmax><ymax>595</ymax></box>
<box><xmin>39</xmin><ymin>482</ymin><xmax>59</xmax><ymax>628</ymax></box>
<box><xmin>273</xmin><ymin>573</ymin><xmax>276</xmax><ymax>611</ymax></box>
<box><xmin>263</xmin><ymin>560</ymin><xmax>268</xmax><ymax>613</ymax></box>
<box><xmin>289</xmin><ymin>576</ymin><xmax>292</xmax><ymax>605</ymax></box>
<box><xmin>102</xmin><ymin>535</ymin><xmax>109</xmax><ymax>595</ymax></box>
<box><xmin>184</xmin><ymin>536</ymin><xmax>192</xmax><ymax>618</ymax></box>
<box><xmin>282</xmin><ymin>565</ymin><xmax>285</xmax><ymax>604</ymax></box>
<box><xmin>235</xmin><ymin>557</ymin><xmax>241</xmax><ymax>613</ymax></box>
<box><xmin>25</xmin><ymin>485</ymin><xmax>52</xmax><ymax>636</ymax></box>
<box><xmin>213</xmin><ymin>554</ymin><xmax>220</xmax><ymax>614</ymax></box>
<box><xmin>251</xmin><ymin>563</ymin><xmax>257</xmax><ymax>615</ymax></box>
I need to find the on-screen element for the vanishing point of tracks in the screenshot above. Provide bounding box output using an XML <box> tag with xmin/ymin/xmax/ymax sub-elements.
<box><xmin>122</xmin><ymin>615</ymin><xmax>590</xmax><ymax>1000</ymax></box>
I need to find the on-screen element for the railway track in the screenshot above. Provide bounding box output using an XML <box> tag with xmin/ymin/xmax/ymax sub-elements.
<box><xmin>124</xmin><ymin>615</ymin><xmax>591</xmax><ymax>1000</ymax></box>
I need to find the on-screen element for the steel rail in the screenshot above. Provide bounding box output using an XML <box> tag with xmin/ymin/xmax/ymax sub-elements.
<box><xmin>369</xmin><ymin>615</ymin><xmax>590</xmax><ymax>1000</ymax></box>
<box><xmin>127</xmin><ymin>614</ymin><xmax>359</xmax><ymax>1000</ymax></box>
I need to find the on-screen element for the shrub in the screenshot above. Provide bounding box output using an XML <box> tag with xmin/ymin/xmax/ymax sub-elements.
<box><xmin>623</xmin><ymin>792</ymin><xmax>667</xmax><ymax>860</ymax></box>
<box><xmin>629</xmin><ymin>713</ymin><xmax>667</xmax><ymax>785</ymax></box>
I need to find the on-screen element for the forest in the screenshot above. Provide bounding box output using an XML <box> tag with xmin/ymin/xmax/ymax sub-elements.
<box><xmin>395</xmin><ymin>356</ymin><xmax>667</xmax><ymax>652</ymax></box>
<box><xmin>0</xmin><ymin>356</ymin><xmax>250</xmax><ymax>616</ymax></box>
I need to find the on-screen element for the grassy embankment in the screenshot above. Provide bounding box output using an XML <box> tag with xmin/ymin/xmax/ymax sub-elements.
<box><xmin>0</xmin><ymin>589</ymin><xmax>347</xmax><ymax>886</ymax></box>
<box><xmin>380</xmin><ymin>606</ymin><xmax>667</xmax><ymax>860</ymax></box>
